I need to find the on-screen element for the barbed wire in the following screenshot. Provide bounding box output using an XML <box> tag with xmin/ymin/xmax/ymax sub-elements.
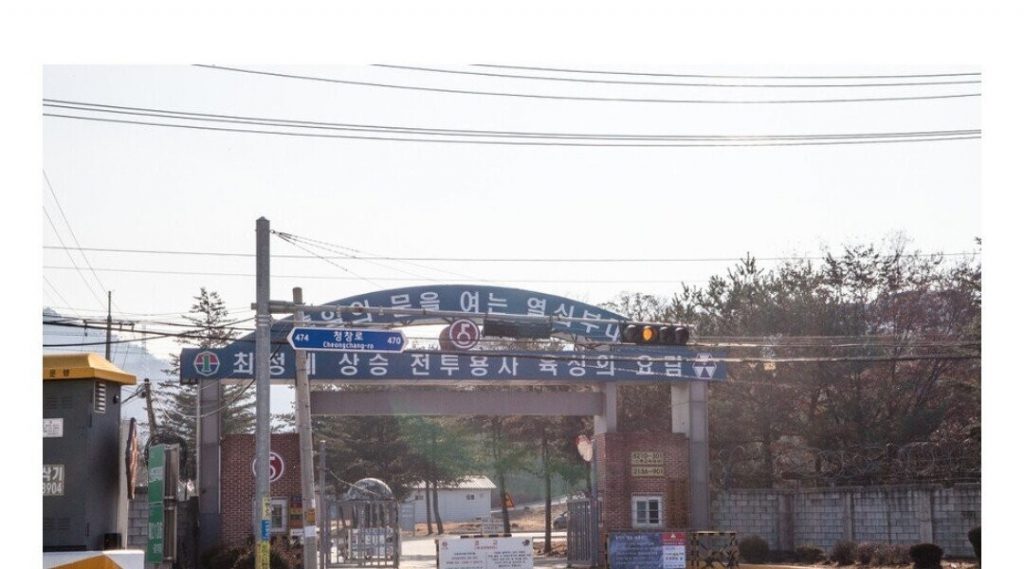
<box><xmin>711</xmin><ymin>440</ymin><xmax>980</xmax><ymax>489</ymax></box>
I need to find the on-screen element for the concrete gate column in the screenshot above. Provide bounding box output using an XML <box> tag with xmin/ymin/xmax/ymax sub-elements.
<box><xmin>672</xmin><ymin>382</ymin><xmax>710</xmax><ymax>529</ymax></box>
<box><xmin>198</xmin><ymin>380</ymin><xmax>222</xmax><ymax>553</ymax></box>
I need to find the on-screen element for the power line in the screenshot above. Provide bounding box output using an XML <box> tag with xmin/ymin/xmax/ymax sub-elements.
<box><xmin>42</xmin><ymin>246</ymin><xmax>979</xmax><ymax>264</ymax></box>
<box><xmin>39</xmin><ymin>264</ymin><xmax>726</xmax><ymax>284</ymax></box>
<box><xmin>273</xmin><ymin>231</ymin><xmax>479</xmax><ymax>281</ymax></box>
<box><xmin>194</xmin><ymin>65</ymin><xmax>981</xmax><ymax>105</ymax></box>
<box><xmin>45</xmin><ymin>99</ymin><xmax>981</xmax><ymax>142</ymax></box>
<box><xmin>473</xmin><ymin>64</ymin><xmax>982</xmax><ymax>80</ymax></box>
<box><xmin>43</xmin><ymin>206</ymin><xmax>107</xmax><ymax>310</ymax></box>
<box><xmin>43</xmin><ymin>113</ymin><xmax>982</xmax><ymax>147</ymax></box>
<box><xmin>45</xmin><ymin>319</ymin><xmax>981</xmax><ymax>353</ymax></box>
<box><xmin>274</xmin><ymin>232</ymin><xmax>385</xmax><ymax>288</ymax></box>
<box><xmin>43</xmin><ymin>276</ymin><xmax>83</xmax><ymax>320</ymax></box>
<box><xmin>43</xmin><ymin>170</ymin><xmax>116</xmax><ymax>309</ymax></box>
<box><xmin>376</xmin><ymin>64</ymin><xmax>982</xmax><ymax>89</ymax></box>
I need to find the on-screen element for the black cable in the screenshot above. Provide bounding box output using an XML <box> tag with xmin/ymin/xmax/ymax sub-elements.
<box><xmin>194</xmin><ymin>65</ymin><xmax>981</xmax><ymax>105</ymax></box>
<box><xmin>473</xmin><ymin>64</ymin><xmax>982</xmax><ymax>80</ymax></box>
<box><xmin>42</xmin><ymin>245</ymin><xmax>979</xmax><ymax>263</ymax></box>
<box><xmin>44</xmin><ymin>170</ymin><xmax>118</xmax><ymax>312</ymax></box>
<box><xmin>43</xmin><ymin>113</ymin><xmax>981</xmax><ymax>147</ymax></box>
<box><xmin>43</xmin><ymin>207</ymin><xmax>107</xmax><ymax>310</ymax></box>
<box><xmin>44</xmin><ymin>99</ymin><xmax>980</xmax><ymax>142</ymax></box>
<box><xmin>375</xmin><ymin>64</ymin><xmax>982</xmax><ymax>89</ymax></box>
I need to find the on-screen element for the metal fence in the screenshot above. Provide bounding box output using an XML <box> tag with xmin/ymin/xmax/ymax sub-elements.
<box><xmin>567</xmin><ymin>498</ymin><xmax>599</xmax><ymax>567</ymax></box>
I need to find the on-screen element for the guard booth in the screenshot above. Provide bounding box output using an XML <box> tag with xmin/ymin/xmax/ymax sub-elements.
<box><xmin>43</xmin><ymin>353</ymin><xmax>144</xmax><ymax>568</ymax></box>
<box><xmin>324</xmin><ymin>478</ymin><xmax>400</xmax><ymax>568</ymax></box>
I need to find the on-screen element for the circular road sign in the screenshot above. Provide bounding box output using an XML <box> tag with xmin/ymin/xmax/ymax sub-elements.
<box><xmin>252</xmin><ymin>451</ymin><xmax>285</xmax><ymax>483</ymax></box>
<box><xmin>444</xmin><ymin>319</ymin><xmax>480</xmax><ymax>351</ymax></box>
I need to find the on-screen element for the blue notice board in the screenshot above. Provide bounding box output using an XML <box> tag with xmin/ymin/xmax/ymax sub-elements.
<box><xmin>608</xmin><ymin>532</ymin><xmax>687</xmax><ymax>569</ymax></box>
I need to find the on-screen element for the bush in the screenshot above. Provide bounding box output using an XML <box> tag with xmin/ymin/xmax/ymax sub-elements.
<box><xmin>856</xmin><ymin>542</ymin><xmax>878</xmax><ymax>565</ymax></box>
<box><xmin>909</xmin><ymin>543</ymin><xmax>943</xmax><ymax>569</ymax></box>
<box><xmin>831</xmin><ymin>540</ymin><xmax>857</xmax><ymax>565</ymax></box>
<box><xmin>872</xmin><ymin>543</ymin><xmax>910</xmax><ymax>566</ymax></box>
<box><xmin>738</xmin><ymin>535</ymin><xmax>770</xmax><ymax>564</ymax></box>
<box><xmin>200</xmin><ymin>546</ymin><xmax>247</xmax><ymax>569</ymax></box>
<box><xmin>795</xmin><ymin>545</ymin><xmax>825</xmax><ymax>563</ymax></box>
<box><xmin>231</xmin><ymin>547</ymin><xmax>294</xmax><ymax>569</ymax></box>
<box><xmin>968</xmin><ymin>526</ymin><xmax>981</xmax><ymax>560</ymax></box>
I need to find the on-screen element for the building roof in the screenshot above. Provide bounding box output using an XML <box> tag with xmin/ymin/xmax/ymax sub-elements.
<box><xmin>412</xmin><ymin>476</ymin><xmax>497</xmax><ymax>491</ymax></box>
<box><xmin>43</xmin><ymin>353</ymin><xmax>137</xmax><ymax>385</ymax></box>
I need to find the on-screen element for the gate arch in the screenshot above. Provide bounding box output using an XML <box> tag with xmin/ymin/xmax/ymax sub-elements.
<box><xmin>183</xmin><ymin>284</ymin><xmax>720</xmax><ymax>561</ymax></box>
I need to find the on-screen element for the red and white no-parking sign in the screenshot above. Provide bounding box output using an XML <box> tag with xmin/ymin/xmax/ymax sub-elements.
<box><xmin>252</xmin><ymin>451</ymin><xmax>285</xmax><ymax>483</ymax></box>
<box><xmin>440</xmin><ymin>319</ymin><xmax>480</xmax><ymax>351</ymax></box>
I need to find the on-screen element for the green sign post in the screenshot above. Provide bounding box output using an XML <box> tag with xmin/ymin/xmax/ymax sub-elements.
<box><xmin>147</xmin><ymin>444</ymin><xmax>166</xmax><ymax>564</ymax></box>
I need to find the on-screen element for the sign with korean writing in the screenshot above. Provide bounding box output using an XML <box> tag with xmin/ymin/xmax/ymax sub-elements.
<box><xmin>288</xmin><ymin>327</ymin><xmax>406</xmax><ymax>353</ymax></box>
<box><xmin>438</xmin><ymin>536</ymin><xmax>533</xmax><ymax>569</ymax></box>
<box><xmin>43</xmin><ymin>464</ymin><xmax>64</xmax><ymax>496</ymax></box>
<box><xmin>608</xmin><ymin>532</ymin><xmax>686</xmax><ymax>569</ymax></box>
<box><xmin>310</xmin><ymin>285</ymin><xmax>625</xmax><ymax>342</ymax></box>
<box><xmin>631</xmin><ymin>452</ymin><xmax>665</xmax><ymax>477</ymax></box>
<box><xmin>147</xmin><ymin>445</ymin><xmax>165</xmax><ymax>564</ymax></box>
<box><xmin>43</xmin><ymin>418</ymin><xmax>63</xmax><ymax>438</ymax></box>
<box><xmin>182</xmin><ymin>346</ymin><xmax>727</xmax><ymax>383</ymax></box>
<box><xmin>181</xmin><ymin>286</ymin><xmax>729</xmax><ymax>383</ymax></box>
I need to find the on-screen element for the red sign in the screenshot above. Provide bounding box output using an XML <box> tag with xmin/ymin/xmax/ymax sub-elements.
<box><xmin>662</xmin><ymin>532</ymin><xmax>687</xmax><ymax>545</ymax></box>
<box><xmin>443</xmin><ymin>319</ymin><xmax>480</xmax><ymax>350</ymax></box>
<box><xmin>252</xmin><ymin>451</ymin><xmax>285</xmax><ymax>483</ymax></box>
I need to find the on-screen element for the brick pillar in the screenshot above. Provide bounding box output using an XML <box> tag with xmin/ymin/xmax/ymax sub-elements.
<box><xmin>595</xmin><ymin>432</ymin><xmax>690</xmax><ymax>562</ymax></box>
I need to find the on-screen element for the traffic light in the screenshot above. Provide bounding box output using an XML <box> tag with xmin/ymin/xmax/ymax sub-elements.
<box><xmin>620</xmin><ymin>322</ymin><xmax>690</xmax><ymax>346</ymax></box>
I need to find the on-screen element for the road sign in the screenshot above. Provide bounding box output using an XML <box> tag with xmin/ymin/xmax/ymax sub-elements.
<box><xmin>288</xmin><ymin>327</ymin><xmax>406</xmax><ymax>353</ymax></box>
<box><xmin>252</xmin><ymin>451</ymin><xmax>285</xmax><ymax>483</ymax></box>
<box><xmin>444</xmin><ymin>318</ymin><xmax>480</xmax><ymax>350</ymax></box>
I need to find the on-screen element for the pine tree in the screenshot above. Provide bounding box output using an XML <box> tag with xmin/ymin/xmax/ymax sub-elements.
<box><xmin>156</xmin><ymin>288</ymin><xmax>255</xmax><ymax>475</ymax></box>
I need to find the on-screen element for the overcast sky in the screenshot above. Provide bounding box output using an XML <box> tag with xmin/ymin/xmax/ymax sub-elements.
<box><xmin>42</xmin><ymin>65</ymin><xmax>980</xmax><ymax>367</ymax></box>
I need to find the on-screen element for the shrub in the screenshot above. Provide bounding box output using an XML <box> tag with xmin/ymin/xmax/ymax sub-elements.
<box><xmin>872</xmin><ymin>543</ymin><xmax>910</xmax><ymax>566</ymax></box>
<box><xmin>968</xmin><ymin>526</ymin><xmax>981</xmax><ymax>560</ymax></box>
<box><xmin>856</xmin><ymin>542</ymin><xmax>878</xmax><ymax>565</ymax></box>
<box><xmin>909</xmin><ymin>543</ymin><xmax>943</xmax><ymax>569</ymax></box>
<box><xmin>795</xmin><ymin>545</ymin><xmax>825</xmax><ymax>563</ymax></box>
<box><xmin>738</xmin><ymin>535</ymin><xmax>770</xmax><ymax>564</ymax></box>
<box><xmin>200</xmin><ymin>546</ymin><xmax>247</xmax><ymax>569</ymax></box>
<box><xmin>831</xmin><ymin>540</ymin><xmax>857</xmax><ymax>565</ymax></box>
<box><xmin>231</xmin><ymin>547</ymin><xmax>294</xmax><ymax>569</ymax></box>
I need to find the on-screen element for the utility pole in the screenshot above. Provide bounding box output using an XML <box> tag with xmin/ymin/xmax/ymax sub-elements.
<box><xmin>254</xmin><ymin>218</ymin><xmax>271</xmax><ymax>569</ymax></box>
<box><xmin>292</xmin><ymin>287</ymin><xmax>318</xmax><ymax>569</ymax></box>
<box><xmin>143</xmin><ymin>378</ymin><xmax>158</xmax><ymax>433</ymax></box>
<box><xmin>105</xmin><ymin>291</ymin><xmax>112</xmax><ymax>360</ymax></box>
<box><xmin>319</xmin><ymin>439</ymin><xmax>328</xmax><ymax>569</ymax></box>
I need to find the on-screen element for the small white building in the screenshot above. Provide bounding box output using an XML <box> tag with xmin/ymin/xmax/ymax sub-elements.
<box><xmin>404</xmin><ymin>476</ymin><xmax>497</xmax><ymax>523</ymax></box>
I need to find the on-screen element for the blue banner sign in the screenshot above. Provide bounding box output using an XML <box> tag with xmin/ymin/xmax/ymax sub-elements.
<box><xmin>180</xmin><ymin>286</ymin><xmax>727</xmax><ymax>383</ymax></box>
<box><xmin>301</xmin><ymin>285</ymin><xmax>626</xmax><ymax>342</ymax></box>
<box><xmin>608</xmin><ymin>532</ymin><xmax>687</xmax><ymax>569</ymax></box>
<box><xmin>180</xmin><ymin>345</ymin><xmax>727</xmax><ymax>383</ymax></box>
<box><xmin>288</xmin><ymin>327</ymin><xmax>406</xmax><ymax>353</ymax></box>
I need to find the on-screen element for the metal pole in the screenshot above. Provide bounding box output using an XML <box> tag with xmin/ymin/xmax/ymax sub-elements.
<box><xmin>590</xmin><ymin>443</ymin><xmax>599</xmax><ymax>568</ymax></box>
<box><xmin>293</xmin><ymin>287</ymin><xmax>319</xmax><ymax>569</ymax></box>
<box><xmin>254</xmin><ymin>217</ymin><xmax>272</xmax><ymax>569</ymax></box>
<box><xmin>106</xmin><ymin>291</ymin><xmax>112</xmax><ymax>360</ymax></box>
<box><xmin>320</xmin><ymin>439</ymin><xmax>328</xmax><ymax>569</ymax></box>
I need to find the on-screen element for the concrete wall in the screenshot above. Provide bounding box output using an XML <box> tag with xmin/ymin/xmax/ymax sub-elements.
<box><xmin>711</xmin><ymin>484</ymin><xmax>980</xmax><ymax>557</ymax></box>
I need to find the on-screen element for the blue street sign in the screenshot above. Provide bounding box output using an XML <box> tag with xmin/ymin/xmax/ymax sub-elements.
<box><xmin>288</xmin><ymin>327</ymin><xmax>406</xmax><ymax>353</ymax></box>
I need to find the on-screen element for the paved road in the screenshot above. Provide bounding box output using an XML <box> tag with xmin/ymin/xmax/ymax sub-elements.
<box><xmin>400</xmin><ymin>532</ymin><xmax>569</xmax><ymax>569</ymax></box>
